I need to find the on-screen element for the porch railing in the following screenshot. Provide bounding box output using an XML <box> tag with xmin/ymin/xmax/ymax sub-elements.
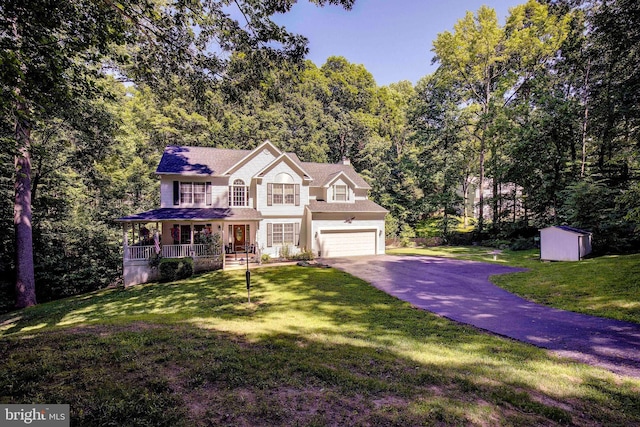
<box><xmin>126</xmin><ymin>244</ymin><xmax>222</xmax><ymax>261</ymax></box>
<box><xmin>127</xmin><ymin>245</ymin><xmax>155</xmax><ymax>261</ymax></box>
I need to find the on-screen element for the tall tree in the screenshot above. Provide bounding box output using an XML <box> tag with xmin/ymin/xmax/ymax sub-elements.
<box><xmin>0</xmin><ymin>0</ymin><xmax>355</xmax><ymax>308</ymax></box>
<box><xmin>432</xmin><ymin>0</ymin><xmax>569</xmax><ymax>232</ymax></box>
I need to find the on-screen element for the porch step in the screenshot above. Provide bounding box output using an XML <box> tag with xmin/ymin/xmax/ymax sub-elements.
<box><xmin>224</xmin><ymin>254</ymin><xmax>259</xmax><ymax>269</ymax></box>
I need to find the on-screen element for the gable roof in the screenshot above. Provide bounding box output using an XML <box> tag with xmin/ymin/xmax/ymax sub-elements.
<box><xmin>300</xmin><ymin>162</ymin><xmax>371</xmax><ymax>189</ymax></box>
<box><xmin>156</xmin><ymin>145</ymin><xmax>371</xmax><ymax>189</ymax></box>
<box><xmin>221</xmin><ymin>140</ymin><xmax>281</xmax><ymax>176</ymax></box>
<box><xmin>255</xmin><ymin>153</ymin><xmax>313</xmax><ymax>181</ymax></box>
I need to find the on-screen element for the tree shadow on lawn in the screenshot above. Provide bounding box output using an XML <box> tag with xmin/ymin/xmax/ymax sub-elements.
<box><xmin>1</xmin><ymin>266</ymin><xmax>639</xmax><ymax>425</ymax></box>
<box><xmin>1</xmin><ymin>322</ymin><xmax>634</xmax><ymax>426</ymax></box>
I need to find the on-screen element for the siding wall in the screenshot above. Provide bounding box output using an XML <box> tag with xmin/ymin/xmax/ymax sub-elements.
<box><xmin>160</xmin><ymin>176</ymin><xmax>228</xmax><ymax>208</ymax></box>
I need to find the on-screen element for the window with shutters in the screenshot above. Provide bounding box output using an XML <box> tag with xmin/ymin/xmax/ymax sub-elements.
<box><xmin>267</xmin><ymin>223</ymin><xmax>299</xmax><ymax>247</ymax></box>
<box><xmin>267</xmin><ymin>183</ymin><xmax>299</xmax><ymax>206</ymax></box>
<box><xmin>174</xmin><ymin>181</ymin><xmax>212</xmax><ymax>206</ymax></box>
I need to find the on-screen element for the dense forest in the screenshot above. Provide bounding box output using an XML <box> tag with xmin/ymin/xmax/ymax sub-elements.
<box><xmin>1</xmin><ymin>0</ymin><xmax>639</xmax><ymax>311</ymax></box>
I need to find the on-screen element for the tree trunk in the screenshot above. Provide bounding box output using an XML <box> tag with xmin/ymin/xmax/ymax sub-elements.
<box><xmin>580</xmin><ymin>59</ymin><xmax>591</xmax><ymax>177</ymax></box>
<box><xmin>14</xmin><ymin>110</ymin><xmax>37</xmax><ymax>308</ymax></box>
<box><xmin>478</xmin><ymin>143</ymin><xmax>485</xmax><ymax>233</ymax></box>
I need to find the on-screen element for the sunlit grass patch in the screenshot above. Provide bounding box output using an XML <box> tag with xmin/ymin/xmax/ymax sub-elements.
<box><xmin>1</xmin><ymin>266</ymin><xmax>639</xmax><ymax>425</ymax></box>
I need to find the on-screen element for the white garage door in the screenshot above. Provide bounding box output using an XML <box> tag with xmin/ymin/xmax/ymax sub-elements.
<box><xmin>319</xmin><ymin>229</ymin><xmax>377</xmax><ymax>257</ymax></box>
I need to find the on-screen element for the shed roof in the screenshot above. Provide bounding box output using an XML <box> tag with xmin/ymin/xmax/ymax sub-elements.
<box><xmin>542</xmin><ymin>225</ymin><xmax>592</xmax><ymax>235</ymax></box>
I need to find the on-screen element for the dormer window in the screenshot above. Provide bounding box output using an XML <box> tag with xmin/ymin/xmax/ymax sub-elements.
<box><xmin>230</xmin><ymin>179</ymin><xmax>248</xmax><ymax>207</ymax></box>
<box><xmin>333</xmin><ymin>184</ymin><xmax>348</xmax><ymax>201</ymax></box>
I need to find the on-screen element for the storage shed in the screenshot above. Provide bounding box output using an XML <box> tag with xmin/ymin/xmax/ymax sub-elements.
<box><xmin>539</xmin><ymin>226</ymin><xmax>592</xmax><ymax>261</ymax></box>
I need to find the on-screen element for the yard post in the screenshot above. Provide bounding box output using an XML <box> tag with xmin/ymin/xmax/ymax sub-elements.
<box><xmin>246</xmin><ymin>242</ymin><xmax>251</xmax><ymax>303</ymax></box>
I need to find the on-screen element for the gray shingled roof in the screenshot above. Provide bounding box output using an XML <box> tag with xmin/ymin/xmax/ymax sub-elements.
<box><xmin>307</xmin><ymin>199</ymin><xmax>387</xmax><ymax>213</ymax></box>
<box><xmin>116</xmin><ymin>208</ymin><xmax>262</xmax><ymax>222</ymax></box>
<box><xmin>156</xmin><ymin>146</ymin><xmax>249</xmax><ymax>176</ymax></box>
<box><xmin>300</xmin><ymin>162</ymin><xmax>371</xmax><ymax>189</ymax></box>
<box><xmin>156</xmin><ymin>146</ymin><xmax>372</xmax><ymax>190</ymax></box>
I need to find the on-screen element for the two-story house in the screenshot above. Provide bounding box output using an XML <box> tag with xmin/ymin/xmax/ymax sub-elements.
<box><xmin>116</xmin><ymin>140</ymin><xmax>387</xmax><ymax>286</ymax></box>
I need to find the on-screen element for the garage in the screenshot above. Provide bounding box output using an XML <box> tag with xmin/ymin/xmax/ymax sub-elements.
<box><xmin>318</xmin><ymin>229</ymin><xmax>377</xmax><ymax>257</ymax></box>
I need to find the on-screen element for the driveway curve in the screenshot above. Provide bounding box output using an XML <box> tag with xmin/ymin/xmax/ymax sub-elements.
<box><xmin>325</xmin><ymin>255</ymin><xmax>640</xmax><ymax>378</ymax></box>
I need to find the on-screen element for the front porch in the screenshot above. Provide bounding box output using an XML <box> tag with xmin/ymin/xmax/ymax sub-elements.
<box><xmin>116</xmin><ymin>208</ymin><xmax>263</xmax><ymax>286</ymax></box>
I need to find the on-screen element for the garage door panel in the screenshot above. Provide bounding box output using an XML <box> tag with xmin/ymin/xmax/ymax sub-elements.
<box><xmin>319</xmin><ymin>229</ymin><xmax>376</xmax><ymax>257</ymax></box>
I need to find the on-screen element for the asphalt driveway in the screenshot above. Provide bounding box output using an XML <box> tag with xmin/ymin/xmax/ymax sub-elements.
<box><xmin>325</xmin><ymin>255</ymin><xmax>640</xmax><ymax>378</ymax></box>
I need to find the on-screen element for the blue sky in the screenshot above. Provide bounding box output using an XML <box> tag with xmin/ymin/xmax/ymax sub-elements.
<box><xmin>274</xmin><ymin>0</ymin><xmax>525</xmax><ymax>86</ymax></box>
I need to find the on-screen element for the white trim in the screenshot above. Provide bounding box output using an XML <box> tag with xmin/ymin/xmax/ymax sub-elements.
<box><xmin>253</xmin><ymin>153</ymin><xmax>313</xmax><ymax>182</ymax></box>
<box><xmin>221</xmin><ymin>140</ymin><xmax>281</xmax><ymax>175</ymax></box>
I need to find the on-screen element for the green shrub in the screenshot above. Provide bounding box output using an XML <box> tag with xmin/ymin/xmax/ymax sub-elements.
<box><xmin>293</xmin><ymin>249</ymin><xmax>314</xmax><ymax>261</ymax></box>
<box><xmin>510</xmin><ymin>237</ymin><xmax>536</xmax><ymax>251</ymax></box>
<box><xmin>159</xmin><ymin>258</ymin><xmax>193</xmax><ymax>282</ymax></box>
<box><xmin>278</xmin><ymin>245</ymin><xmax>292</xmax><ymax>259</ymax></box>
<box><xmin>261</xmin><ymin>253</ymin><xmax>271</xmax><ymax>263</ymax></box>
<box><xmin>399</xmin><ymin>224</ymin><xmax>416</xmax><ymax>247</ymax></box>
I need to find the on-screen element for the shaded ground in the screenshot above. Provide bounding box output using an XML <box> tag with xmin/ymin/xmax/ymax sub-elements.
<box><xmin>326</xmin><ymin>255</ymin><xmax>640</xmax><ymax>378</ymax></box>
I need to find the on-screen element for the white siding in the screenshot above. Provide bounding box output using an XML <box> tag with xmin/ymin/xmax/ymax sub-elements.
<box><xmin>257</xmin><ymin>161</ymin><xmax>309</xmax><ymax>217</ymax></box>
<box><xmin>228</xmin><ymin>149</ymin><xmax>277</xmax><ymax>208</ymax></box>
<box><xmin>258</xmin><ymin>218</ymin><xmax>302</xmax><ymax>257</ymax></box>
<box><xmin>160</xmin><ymin>176</ymin><xmax>227</xmax><ymax>208</ymax></box>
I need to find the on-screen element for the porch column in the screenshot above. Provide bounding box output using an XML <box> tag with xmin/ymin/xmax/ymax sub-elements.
<box><xmin>190</xmin><ymin>223</ymin><xmax>195</xmax><ymax>257</ymax></box>
<box><xmin>123</xmin><ymin>223</ymin><xmax>129</xmax><ymax>260</ymax></box>
<box><xmin>221</xmin><ymin>222</ymin><xmax>225</xmax><ymax>270</ymax></box>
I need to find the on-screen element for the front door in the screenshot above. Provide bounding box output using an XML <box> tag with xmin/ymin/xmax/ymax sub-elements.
<box><xmin>233</xmin><ymin>225</ymin><xmax>245</xmax><ymax>252</ymax></box>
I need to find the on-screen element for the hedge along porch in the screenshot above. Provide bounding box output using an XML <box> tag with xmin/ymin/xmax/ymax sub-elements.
<box><xmin>116</xmin><ymin>208</ymin><xmax>261</xmax><ymax>286</ymax></box>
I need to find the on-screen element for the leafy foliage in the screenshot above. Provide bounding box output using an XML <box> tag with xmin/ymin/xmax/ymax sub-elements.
<box><xmin>159</xmin><ymin>257</ymin><xmax>194</xmax><ymax>282</ymax></box>
<box><xmin>1</xmin><ymin>0</ymin><xmax>640</xmax><ymax>311</ymax></box>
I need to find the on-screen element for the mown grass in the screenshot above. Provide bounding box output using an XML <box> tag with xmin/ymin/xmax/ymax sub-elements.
<box><xmin>1</xmin><ymin>266</ymin><xmax>639</xmax><ymax>426</ymax></box>
<box><xmin>387</xmin><ymin>246</ymin><xmax>640</xmax><ymax>324</ymax></box>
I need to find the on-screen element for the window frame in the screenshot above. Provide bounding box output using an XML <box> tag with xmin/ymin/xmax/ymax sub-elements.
<box><xmin>268</xmin><ymin>183</ymin><xmax>298</xmax><ymax>206</ymax></box>
<box><xmin>230</xmin><ymin>179</ymin><xmax>249</xmax><ymax>207</ymax></box>
<box><xmin>267</xmin><ymin>222</ymin><xmax>299</xmax><ymax>247</ymax></box>
<box><xmin>180</xmin><ymin>182</ymin><xmax>193</xmax><ymax>204</ymax></box>
<box><xmin>333</xmin><ymin>184</ymin><xmax>348</xmax><ymax>201</ymax></box>
<box><xmin>193</xmin><ymin>182</ymin><xmax>206</xmax><ymax>204</ymax></box>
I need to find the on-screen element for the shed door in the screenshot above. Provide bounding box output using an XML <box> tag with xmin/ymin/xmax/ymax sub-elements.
<box><xmin>319</xmin><ymin>229</ymin><xmax>376</xmax><ymax>258</ymax></box>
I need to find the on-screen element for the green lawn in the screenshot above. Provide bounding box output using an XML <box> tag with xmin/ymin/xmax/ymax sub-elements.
<box><xmin>1</xmin><ymin>266</ymin><xmax>639</xmax><ymax>425</ymax></box>
<box><xmin>388</xmin><ymin>247</ymin><xmax>640</xmax><ymax>324</ymax></box>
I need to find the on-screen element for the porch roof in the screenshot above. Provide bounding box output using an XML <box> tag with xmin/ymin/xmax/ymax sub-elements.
<box><xmin>115</xmin><ymin>208</ymin><xmax>262</xmax><ymax>222</ymax></box>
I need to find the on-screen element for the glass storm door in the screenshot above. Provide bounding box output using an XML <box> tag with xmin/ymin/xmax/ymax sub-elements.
<box><xmin>233</xmin><ymin>225</ymin><xmax>245</xmax><ymax>252</ymax></box>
